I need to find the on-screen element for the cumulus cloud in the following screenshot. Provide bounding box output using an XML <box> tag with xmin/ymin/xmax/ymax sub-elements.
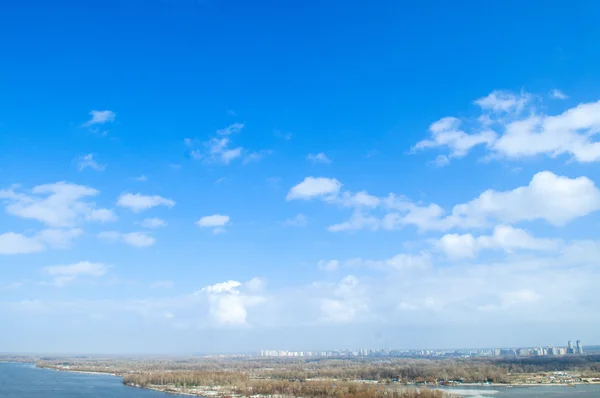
<box><xmin>196</xmin><ymin>214</ymin><xmax>230</xmax><ymax>234</ymax></box>
<box><xmin>299</xmin><ymin>171</ymin><xmax>600</xmax><ymax>233</ymax></box>
<box><xmin>413</xmin><ymin>90</ymin><xmax>600</xmax><ymax>163</ymax></box>
<box><xmin>307</xmin><ymin>153</ymin><xmax>332</xmax><ymax>164</ymax></box>
<box><xmin>197</xmin><ymin>279</ymin><xmax>265</xmax><ymax>327</ymax></box>
<box><xmin>436</xmin><ymin>225</ymin><xmax>560</xmax><ymax>259</ymax></box>
<box><xmin>117</xmin><ymin>193</ymin><xmax>175</xmax><ymax>212</ymax></box>
<box><xmin>0</xmin><ymin>182</ymin><xmax>116</xmax><ymax>230</ymax></box>
<box><xmin>97</xmin><ymin>231</ymin><xmax>156</xmax><ymax>247</ymax></box>
<box><xmin>286</xmin><ymin>177</ymin><xmax>342</xmax><ymax>200</ymax></box>
<box><xmin>82</xmin><ymin>110</ymin><xmax>116</xmax><ymax>127</ymax></box>
<box><xmin>413</xmin><ymin>117</ymin><xmax>497</xmax><ymax>158</ymax></box>
<box><xmin>77</xmin><ymin>154</ymin><xmax>106</xmax><ymax>172</ymax></box>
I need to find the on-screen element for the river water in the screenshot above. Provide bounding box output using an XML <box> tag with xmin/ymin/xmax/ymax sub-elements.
<box><xmin>0</xmin><ymin>362</ymin><xmax>186</xmax><ymax>397</ymax></box>
<box><xmin>439</xmin><ymin>384</ymin><xmax>600</xmax><ymax>397</ymax></box>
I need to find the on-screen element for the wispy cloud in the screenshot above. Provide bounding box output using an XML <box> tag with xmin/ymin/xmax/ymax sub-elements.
<box><xmin>82</xmin><ymin>110</ymin><xmax>116</xmax><ymax>127</ymax></box>
<box><xmin>283</xmin><ymin>214</ymin><xmax>308</xmax><ymax>227</ymax></box>
<box><xmin>44</xmin><ymin>261</ymin><xmax>108</xmax><ymax>287</ymax></box>
<box><xmin>77</xmin><ymin>154</ymin><xmax>106</xmax><ymax>171</ymax></box>
<box><xmin>138</xmin><ymin>218</ymin><xmax>167</xmax><ymax>229</ymax></box>
<box><xmin>97</xmin><ymin>231</ymin><xmax>156</xmax><ymax>247</ymax></box>
<box><xmin>307</xmin><ymin>153</ymin><xmax>332</xmax><ymax>164</ymax></box>
<box><xmin>550</xmin><ymin>89</ymin><xmax>569</xmax><ymax>99</ymax></box>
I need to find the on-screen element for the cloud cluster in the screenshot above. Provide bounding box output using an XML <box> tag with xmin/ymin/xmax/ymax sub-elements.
<box><xmin>186</xmin><ymin>124</ymin><xmax>270</xmax><ymax>165</ymax></box>
<box><xmin>413</xmin><ymin>89</ymin><xmax>600</xmax><ymax>163</ymax></box>
<box><xmin>288</xmin><ymin>171</ymin><xmax>600</xmax><ymax>233</ymax></box>
<box><xmin>0</xmin><ymin>182</ymin><xmax>116</xmax><ymax>227</ymax></box>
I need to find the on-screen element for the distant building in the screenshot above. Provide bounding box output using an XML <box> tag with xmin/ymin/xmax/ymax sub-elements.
<box><xmin>576</xmin><ymin>340</ymin><xmax>583</xmax><ymax>354</ymax></box>
<box><xmin>567</xmin><ymin>341</ymin><xmax>574</xmax><ymax>354</ymax></box>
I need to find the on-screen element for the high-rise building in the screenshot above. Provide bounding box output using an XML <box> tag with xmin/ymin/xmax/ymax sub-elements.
<box><xmin>567</xmin><ymin>341</ymin><xmax>575</xmax><ymax>354</ymax></box>
<box><xmin>576</xmin><ymin>340</ymin><xmax>583</xmax><ymax>354</ymax></box>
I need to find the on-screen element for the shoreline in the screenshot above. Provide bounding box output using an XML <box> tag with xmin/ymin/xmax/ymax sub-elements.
<box><xmin>35</xmin><ymin>365</ymin><xmax>118</xmax><ymax>377</ymax></box>
<box><xmin>28</xmin><ymin>365</ymin><xmax>600</xmax><ymax>397</ymax></box>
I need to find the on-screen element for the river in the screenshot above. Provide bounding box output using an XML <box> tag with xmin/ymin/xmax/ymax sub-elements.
<box><xmin>0</xmin><ymin>362</ymin><xmax>187</xmax><ymax>397</ymax></box>
<box><xmin>439</xmin><ymin>384</ymin><xmax>600</xmax><ymax>397</ymax></box>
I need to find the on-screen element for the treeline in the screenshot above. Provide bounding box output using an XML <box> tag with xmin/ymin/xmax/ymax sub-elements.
<box><xmin>123</xmin><ymin>372</ymin><xmax>452</xmax><ymax>397</ymax></box>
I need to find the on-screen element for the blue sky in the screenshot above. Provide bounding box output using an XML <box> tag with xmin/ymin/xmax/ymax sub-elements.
<box><xmin>2</xmin><ymin>0</ymin><xmax>600</xmax><ymax>354</ymax></box>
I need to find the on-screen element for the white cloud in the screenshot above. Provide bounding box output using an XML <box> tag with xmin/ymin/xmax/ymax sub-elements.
<box><xmin>318</xmin><ymin>260</ymin><xmax>339</xmax><ymax>272</ymax></box>
<box><xmin>413</xmin><ymin>90</ymin><xmax>600</xmax><ymax>163</ymax></box>
<box><xmin>283</xmin><ymin>214</ymin><xmax>308</xmax><ymax>227</ymax></box>
<box><xmin>97</xmin><ymin>231</ymin><xmax>156</xmax><ymax>247</ymax></box>
<box><xmin>328</xmin><ymin>211</ymin><xmax>380</xmax><ymax>232</ymax></box>
<box><xmin>436</xmin><ymin>225</ymin><xmax>559</xmax><ymax>260</ymax></box>
<box><xmin>86</xmin><ymin>208</ymin><xmax>117</xmax><ymax>223</ymax></box>
<box><xmin>0</xmin><ymin>182</ymin><xmax>106</xmax><ymax>227</ymax></box>
<box><xmin>243</xmin><ymin>150</ymin><xmax>272</xmax><ymax>164</ymax></box>
<box><xmin>135</xmin><ymin>175</ymin><xmax>148</xmax><ymax>182</ymax></box>
<box><xmin>345</xmin><ymin>252</ymin><xmax>431</xmax><ymax>271</ymax></box>
<box><xmin>139</xmin><ymin>218</ymin><xmax>167</xmax><ymax>228</ymax></box>
<box><xmin>0</xmin><ymin>228</ymin><xmax>83</xmax><ymax>255</ymax></box>
<box><xmin>187</xmin><ymin>124</ymin><xmax>269</xmax><ymax>165</ymax></box>
<box><xmin>117</xmin><ymin>193</ymin><xmax>175</xmax><ymax>212</ymax></box>
<box><xmin>551</xmin><ymin>89</ymin><xmax>569</xmax><ymax>100</ymax></box>
<box><xmin>413</xmin><ymin>116</ymin><xmax>497</xmax><ymax>158</ymax></box>
<box><xmin>77</xmin><ymin>154</ymin><xmax>106</xmax><ymax>172</ymax></box>
<box><xmin>44</xmin><ymin>261</ymin><xmax>108</xmax><ymax>287</ymax></box>
<box><xmin>196</xmin><ymin>214</ymin><xmax>229</xmax><ymax>227</ymax></box>
<box><xmin>216</xmin><ymin>123</ymin><xmax>244</xmax><ymax>136</ymax></box>
<box><xmin>431</xmin><ymin>155</ymin><xmax>450</xmax><ymax>167</ymax></box>
<box><xmin>443</xmin><ymin>171</ymin><xmax>600</xmax><ymax>228</ymax></box>
<box><xmin>0</xmin><ymin>232</ymin><xmax>45</xmax><ymax>254</ymax></box>
<box><xmin>196</xmin><ymin>214</ymin><xmax>230</xmax><ymax>234</ymax></box>
<box><xmin>35</xmin><ymin>228</ymin><xmax>84</xmax><ymax>249</ymax></box>
<box><xmin>198</xmin><ymin>279</ymin><xmax>265</xmax><ymax>327</ymax></box>
<box><xmin>474</xmin><ymin>90</ymin><xmax>530</xmax><ymax>113</ymax></box>
<box><xmin>307</xmin><ymin>153</ymin><xmax>332</xmax><ymax>164</ymax></box>
<box><xmin>316</xmin><ymin>171</ymin><xmax>600</xmax><ymax>233</ymax></box>
<box><xmin>286</xmin><ymin>177</ymin><xmax>342</xmax><ymax>200</ymax></box>
<box><xmin>320</xmin><ymin>276</ymin><xmax>368</xmax><ymax>323</ymax></box>
<box><xmin>82</xmin><ymin>110</ymin><xmax>116</xmax><ymax>127</ymax></box>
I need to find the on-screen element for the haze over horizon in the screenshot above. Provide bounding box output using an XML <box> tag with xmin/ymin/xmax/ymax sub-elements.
<box><xmin>2</xmin><ymin>0</ymin><xmax>600</xmax><ymax>354</ymax></box>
